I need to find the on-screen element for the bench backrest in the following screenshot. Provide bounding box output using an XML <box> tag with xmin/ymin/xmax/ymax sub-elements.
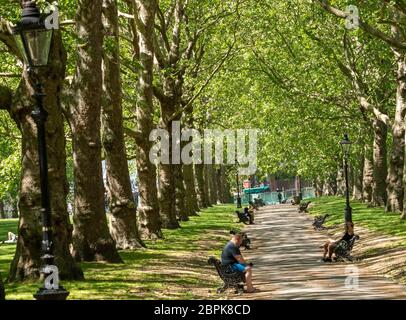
<box><xmin>314</xmin><ymin>214</ymin><xmax>329</xmax><ymax>223</ymax></box>
<box><xmin>348</xmin><ymin>235</ymin><xmax>359</xmax><ymax>249</ymax></box>
<box><xmin>336</xmin><ymin>235</ymin><xmax>359</xmax><ymax>253</ymax></box>
<box><xmin>208</xmin><ymin>257</ymin><xmax>226</xmax><ymax>280</ymax></box>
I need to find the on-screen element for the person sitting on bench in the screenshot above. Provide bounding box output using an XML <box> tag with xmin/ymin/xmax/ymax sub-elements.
<box><xmin>1</xmin><ymin>232</ymin><xmax>18</xmax><ymax>244</ymax></box>
<box><xmin>249</xmin><ymin>200</ymin><xmax>259</xmax><ymax>210</ymax></box>
<box><xmin>321</xmin><ymin>222</ymin><xmax>354</xmax><ymax>262</ymax></box>
<box><xmin>244</xmin><ymin>207</ymin><xmax>254</xmax><ymax>224</ymax></box>
<box><xmin>249</xmin><ymin>203</ymin><xmax>257</xmax><ymax>219</ymax></box>
<box><xmin>221</xmin><ymin>232</ymin><xmax>259</xmax><ymax>293</ymax></box>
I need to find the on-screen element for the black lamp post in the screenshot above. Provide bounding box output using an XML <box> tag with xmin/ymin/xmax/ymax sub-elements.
<box><xmin>12</xmin><ymin>1</ymin><xmax>69</xmax><ymax>300</ymax></box>
<box><xmin>340</xmin><ymin>134</ymin><xmax>353</xmax><ymax>230</ymax></box>
<box><xmin>235</xmin><ymin>159</ymin><xmax>242</xmax><ymax>208</ymax></box>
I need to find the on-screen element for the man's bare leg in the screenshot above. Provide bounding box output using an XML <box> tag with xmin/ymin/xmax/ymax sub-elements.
<box><xmin>245</xmin><ymin>266</ymin><xmax>259</xmax><ymax>292</ymax></box>
<box><xmin>328</xmin><ymin>243</ymin><xmax>336</xmax><ymax>259</ymax></box>
<box><xmin>322</xmin><ymin>242</ymin><xmax>330</xmax><ymax>259</ymax></box>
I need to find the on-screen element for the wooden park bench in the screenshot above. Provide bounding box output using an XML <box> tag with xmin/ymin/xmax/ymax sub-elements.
<box><xmin>208</xmin><ymin>257</ymin><xmax>245</xmax><ymax>294</ymax></box>
<box><xmin>254</xmin><ymin>198</ymin><xmax>265</xmax><ymax>207</ymax></box>
<box><xmin>298</xmin><ymin>201</ymin><xmax>311</xmax><ymax>213</ymax></box>
<box><xmin>334</xmin><ymin>235</ymin><xmax>360</xmax><ymax>262</ymax></box>
<box><xmin>312</xmin><ymin>214</ymin><xmax>330</xmax><ymax>230</ymax></box>
<box><xmin>235</xmin><ymin>211</ymin><xmax>250</xmax><ymax>224</ymax></box>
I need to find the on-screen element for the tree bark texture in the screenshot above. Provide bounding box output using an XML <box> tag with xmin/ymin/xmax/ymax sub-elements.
<box><xmin>372</xmin><ymin>119</ymin><xmax>388</xmax><ymax>207</ymax></box>
<box><xmin>0</xmin><ymin>200</ymin><xmax>5</xmax><ymax>219</ymax></box>
<box><xmin>195</xmin><ymin>163</ymin><xmax>207</xmax><ymax>209</ymax></box>
<box><xmin>132</xmin><ymin>0</ymin><xmax>163</xmax><ymax>238</ymax></box>
<box><xmin>363</xmin><ymin>144</ymin><xmax>374</xmax><ymax>204</ymax></box>
<box><xmin>388</xmin><ymin>51</ymin><xmax>406</xmax><ymax>213</ymax></box>
<box><xmin>183</xmin><ymin>163</ymin><xmax>199</xmax><ymax>215</ymax></box>
<box><xmin>353</xmin><ymin>159</ymin><xmax>364</xmax><ymax>201</ymax></box>
<box><xmin>102</xmin><ymin>0</ymin><xmax>144</xmax><ymax>249</ymax></box>
<box><xmin>68</xmin><ymin>0</ymin><xmax>121</xmax><ymax>263</ymax></box>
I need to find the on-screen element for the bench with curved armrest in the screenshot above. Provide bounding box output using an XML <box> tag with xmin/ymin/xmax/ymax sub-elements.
<box><xmin>313</xmin><ymin>214</ymin><xmax>330</xmax><ymax>230</ymax></box>
<box><xmin>334</xmin><ymin>235</ymin><xmax>360</xmax><ymax>262</ymax></box>
<box><xmin>235</xmin><ymin>211</ymin><xmax>250</xmax><ymax>224</ymax></box>
<box><xmin>208</xmin><ymin>257</ymin><xmax>245</xmax><ymax>294</ymax></box>
<box><xmin>253</xmin><ymin>198</ymin><xmax>265</xmax><ymax>207</ymax></box>
<box><xmin>298</xmin><ymin>201</ymin><xmax>311</xmax><ymax>213</ymax></box>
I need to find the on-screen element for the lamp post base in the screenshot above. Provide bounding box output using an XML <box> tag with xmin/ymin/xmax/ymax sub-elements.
<box><xmin>237</xmin><ymin>197</ymin><xmax>242</xmax><ymax>208</ymax></box>
<box><xmin>344</xmin><ymin>206</ymin><xmax>352</xmax><ymax>224</ymax></box>
<box><xmin>34</xmin><ymin>287</ymin><xmax>70</xmax><ymax>300</ymax></box>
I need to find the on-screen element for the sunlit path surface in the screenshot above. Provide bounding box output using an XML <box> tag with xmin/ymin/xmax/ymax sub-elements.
<box><xmin>232</xmin><ymin>205</ymin><xmax>406</xmax><ymax>300</ymax></box>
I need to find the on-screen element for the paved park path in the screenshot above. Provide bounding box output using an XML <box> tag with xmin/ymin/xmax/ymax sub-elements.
<box><xmin>234</xmin><ymin>204</ymin><xmax>406</xmax><ymax>300</ymax></box>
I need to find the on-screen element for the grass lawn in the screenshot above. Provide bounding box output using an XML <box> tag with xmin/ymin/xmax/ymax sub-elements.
<box><xmin>309</xmin><ymin>196</ymin><xmax>406</xmax><ymax>246</ymax></box>
<box><xmin>0</xmin><ymin>204</ymin><xmax>240</xmax><ymax>300</ymax></box>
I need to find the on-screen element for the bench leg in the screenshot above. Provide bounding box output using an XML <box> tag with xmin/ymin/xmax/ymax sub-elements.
<box><xmin>217</xmin><ymin>283</ymin><xmax>228</xmax><ymax>294</ymax></box>
<box><xmin>235</xmin><ymin>284</ymin><xmax>244</xmax><ymax>294</ymax></box>
<box><xmin>334</xmin><ymin>253</ymin><xmax>352</xmax><ymax>263</ymax></box>
<box><xmin>343</xmin><ymin>254</ymin><xmax>353</xmax><ymax>262</ymax></box>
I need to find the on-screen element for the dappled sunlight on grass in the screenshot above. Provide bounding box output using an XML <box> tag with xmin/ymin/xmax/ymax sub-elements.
<box><xmin>0</xmin><ymin>204</ymin><xmax>240</xmax><ymax>300</ymax></box>
<box><xmin>0</xmin><ymin>219</ymin><xmax>18</xmax><ymax>240</ymax></box>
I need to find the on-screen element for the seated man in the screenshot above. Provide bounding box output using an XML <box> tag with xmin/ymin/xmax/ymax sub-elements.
<box><xmin>1</xmin><ymin>232</ymin><xmax>18</xmax><ymax>244</ymax></box>
<box><xmin>221</xmin><ymin>233</ymin><xmax>259</xmax><ymax>293</ymax></box>
<box><xmin>321</xmin><ymin>222</ymin><xmax>354</xmax><ymax>262</ymax></box>
<box><xmin>235</xmin><ymin>210</ymin><xmax>249</xmax><ymax>223</ymax></box>
<box><xmin>249</xmin><ymin>200</ymin><xmax>259</xmax><ymax>210</ymax></box>
<box><xmin>244</xmin><ymin>207</ymin><xmax>254</xmax><ymax>224</ymax></box>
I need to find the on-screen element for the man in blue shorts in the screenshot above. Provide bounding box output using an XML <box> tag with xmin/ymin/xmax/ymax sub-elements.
<box><xmin>221</xmin><ymin>233</ymin><xmax>259</xmax><ymax>293</ymax></box>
